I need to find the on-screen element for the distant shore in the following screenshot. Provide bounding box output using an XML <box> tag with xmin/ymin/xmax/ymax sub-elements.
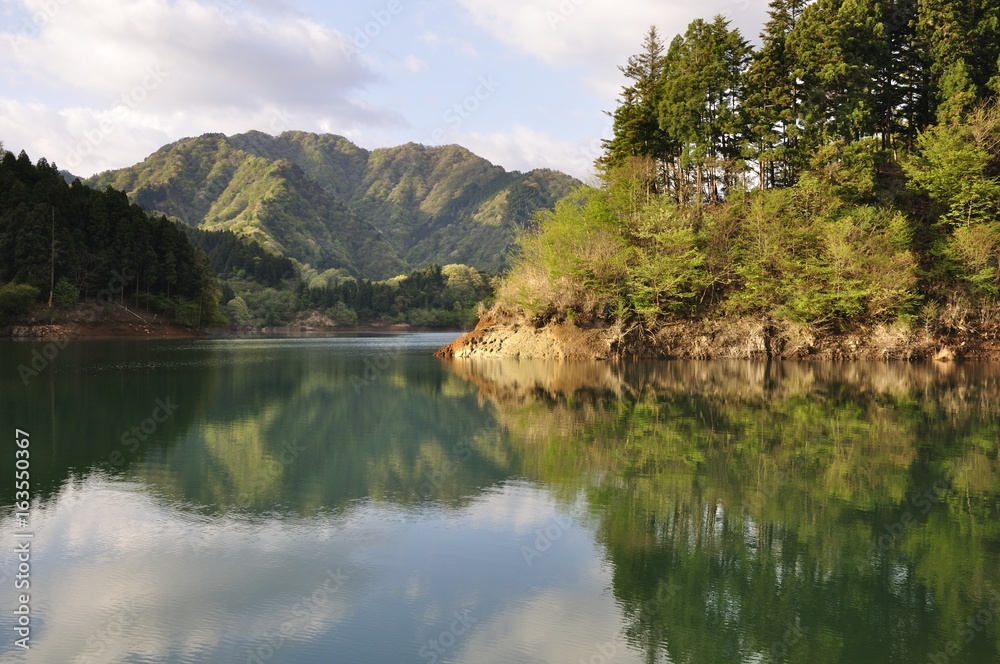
<box><xmin>3</xmin><ymin>320</ymin><xmax>464</xmax><ymax>341</ymax></box>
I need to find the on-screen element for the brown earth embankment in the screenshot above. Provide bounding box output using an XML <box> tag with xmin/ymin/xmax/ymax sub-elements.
<box><xmin>436</xmin><ymin>310</ymin><xmax>1000</xmax><ymax>361</ymax></box>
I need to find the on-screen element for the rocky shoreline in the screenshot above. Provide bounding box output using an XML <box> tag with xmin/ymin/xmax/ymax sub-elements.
<box><xmin>435</xmin><ymin>310</ymin><xmax>1000</xmax><ymax>362</ymax></box>
<box><xmin>6</xmin><ymin>321</ymin><xmax>199</xmax><ymax>340</ymax></box>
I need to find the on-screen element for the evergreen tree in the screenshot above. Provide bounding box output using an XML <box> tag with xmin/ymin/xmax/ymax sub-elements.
<box><xmin>659</xmin><ymin>16</ymin><xmax>752</xmax><ymax>204</ymax></box>
<box><xmin>743</xmin><ymin>0</ymin><xmax>809</xmax><ymax>188</ymax></box>
<box><xmin>600</xmin><ymin>26</ymin><xmax>677</xmax><ymax>194</ymax></box>
<box><xmin>876</xmin><ymin>0</ymin><xmax>932</xmax><ymax>149</ymax></box>
<box><xmin>0</xmin><ymin>147</ymin><xmax>222</xmax><ymax>322</ymax></box>
<box><xmin>787</xmin><ymin>0</ymin><xmax>886</xmax><ymax>150</ymax></box>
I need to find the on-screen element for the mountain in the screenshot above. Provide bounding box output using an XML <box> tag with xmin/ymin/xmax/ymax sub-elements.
<box><xmin>86</xmin><ymin>131</ymin><xmax>580</xmax><ymax>279</ymax></box>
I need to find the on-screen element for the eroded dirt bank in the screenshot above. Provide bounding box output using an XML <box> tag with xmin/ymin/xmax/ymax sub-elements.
<box><xmin>3</xmin><ymin>304</ymin><xmax>199</xmax><ymax>340</ymax></box>
<box><xmin>436</xmin><ymin>310</ymin><xmax>1000</xmax><ymax>361</ymax></box>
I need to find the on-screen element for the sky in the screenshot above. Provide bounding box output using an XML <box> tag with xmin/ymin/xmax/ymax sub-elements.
<box><xmin>0</xmin><ymin>0</ymin><xmax>769</xmax><ymax>181</ymax></box>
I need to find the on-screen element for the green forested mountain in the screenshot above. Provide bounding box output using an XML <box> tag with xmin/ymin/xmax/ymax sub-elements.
<box><xmin>493</xmin><ymin>0</ymin><xmax>1000</xmax><ymax>353</ymax></box>
<box><xmin>86</xmin><ymin>132</ymin><xmax>579</xmax><ymax>279</ymax></box>
<box><xmin>0</xmin><ymin>142</ymin><xmax>497</xmax><ymax>330</ymax></box>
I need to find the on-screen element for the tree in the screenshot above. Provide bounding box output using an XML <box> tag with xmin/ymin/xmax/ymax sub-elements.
<box><xmin>659</xmin><ymin>16</ymin><xmax>752</xmax><ymax>205</ymax></box>
<box><xmin>917</xmin><ymin>0</ymin><xmax>1000</xmax><ymax>106</ymax></box>
<box><xmin>935</xmin><ymin>59</ymin><xmax>978</xmax><ymax>124</ymax></box>
<box><xmin>328</xmin><ymin>301</ymin><xmax>358</xmax><ymax>327</ymax></box>
<box><xmin>743</xmin><ymin>0</ymin><xmax>809</xmax><ymax>188</ymax></box>
<box><xmin>787</xmin><ymin>0</ymin><xmax>886</xmax><ymax>150</ymax></box>
<box><xmin>904</xmin><ymin>102</ymin><xmax>1000</xmax><ymax>227</ymax></box>
<box><xmin>904</xmin><ymin>102</ymin><xmax>1000</xmax><ymax>299</ymax></box>
<box><xmin>600</xmin><ymin>26</ymin><xmax>676</xmax><ymax>195</ymax></box>
<box><xmin>876</xmin><ymin>0</ymin><xmax>932</xmax><ymax>149</ymax></box>
<box><xmin>0</xmin><ymin>283</ymin><xmax>39</xmax><ymax>321</ymax></box>
<box><xmin>0</xmin><ymin>147</ymin><xmax>223</xmax><ymax>325</ymax></box>
<box><xmin>225</xmin><ymin>296</ymin><xmax>252</xmax><ymax>326</ymax></box>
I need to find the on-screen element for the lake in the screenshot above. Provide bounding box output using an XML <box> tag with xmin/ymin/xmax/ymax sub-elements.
<box><xmin>1</xmin><ymin>334</ymin><xmax>999</xmax><ymax>663</ymax></box>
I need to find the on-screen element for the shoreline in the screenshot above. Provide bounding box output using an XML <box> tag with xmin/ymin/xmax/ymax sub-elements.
<box><xmin>3</xmin><ymin>321</ymin><xmax>466</xmax><ymax>341</ymax></box>
<box><xmin>435</xmin><ymin>310</ymin><xmax>1000</xmax><ymax>362</ymax></box>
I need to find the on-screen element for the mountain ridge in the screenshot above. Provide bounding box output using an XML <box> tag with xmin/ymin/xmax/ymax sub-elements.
<box><xmin>86</xmin><ymin>131</ymin><xmax>579</xmax><ymax>279</ymax></box>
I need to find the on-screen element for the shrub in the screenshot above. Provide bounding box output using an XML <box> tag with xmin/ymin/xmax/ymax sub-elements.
<box><xmin>52</xmin><ymin>278</ymin><xmax>80</xmax><ymax>309</ymax></box>
<box><xmin>0</xmin><ymin>283</ymin><xmax>39</xmax><ymax>321</ymax></box>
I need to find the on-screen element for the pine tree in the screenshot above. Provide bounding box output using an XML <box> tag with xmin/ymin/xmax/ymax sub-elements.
<box><xmin>875</xmin><ymin>0</ymin><xmax>932</xmax><ymax>150</ymax></box>
<box><xmin>788</xmin><ymin>0</ymin><xmax>886</xmax><ymax>150</ymax></box>
<box><xmin>917</xmin><ymin>0</ymin><xmax>1000</xmax><ymax>117</ymax></box>
<box><xmin>659</xmin><ymin>16</ymin><xmax>751</xmax><ymax>204</ymax></box>
<box><xmin>600</xmin><ymin>26</ymin><xmax>676</xmax><ymax>194</ymax></box>
<box><xmin>743</xmin><ymin>0</ymin><xmax>809</xmax><ymax>188</ymax></box>
<box><xmin>936</xmin><ymin>58</ymin><xmax>979</xmax><ymax>123</ymax></box>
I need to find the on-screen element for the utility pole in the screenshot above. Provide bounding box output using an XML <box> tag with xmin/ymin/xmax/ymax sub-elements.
<box><xmin>48</xmin><ymin>207</ymin><xmax>54</xmax><ymax>308</ymax></box>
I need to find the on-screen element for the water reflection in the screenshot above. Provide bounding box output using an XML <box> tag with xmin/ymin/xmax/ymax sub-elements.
<box><xmin>0</xmin><ymin>475</ymin><xmax>621</xmax><ymax>664</ymax></box>
<box><xmin>445</xmin><ymin>358</ymin><xmax>1000</xmax><ymax>664</ymax></box>
<box><xmin>0</xmin><ymin>339</ymin><xmax>998</xmax><ymax>663</ymax></box>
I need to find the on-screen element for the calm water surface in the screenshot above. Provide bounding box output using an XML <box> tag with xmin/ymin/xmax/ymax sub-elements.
<box><xmin>1</xmin><ymin>334</ymin><xmax>999</xmax><ymax>663</ymax></box>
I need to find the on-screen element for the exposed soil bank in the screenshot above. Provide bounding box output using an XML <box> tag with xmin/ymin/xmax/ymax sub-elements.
<box><xmin>436</xmin><ymin>309</ymin><xmax>1000</xmax><ymax>361</ymax></box>
<box><xmin>2</xmin><ymin>304</ymin><xmax>200</xmax><ymax>340</ymax></box>
<box><xmin>6</xmin><ymin>321</ymin><xmax>199</xmax><ymax>340</ymax></box>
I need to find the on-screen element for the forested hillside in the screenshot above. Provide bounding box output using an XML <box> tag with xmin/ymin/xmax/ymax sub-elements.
<box><xmin>0</xmin><ymin>145</ymin><xmax>223</xmax><ymax>328</ymax></box>
<box><xmin>490</xmin><ymin>0</ymin><xmax>1000</xmax><ymax>357</ymax></box>
<box><xmin>0</xmin><ymin>144</ymin><xmax>495</xmax><ymax>332</ymax></box>
<box><xmin>87</xmin><ymin>132</ymin><xmax>579</xmax><ymax>279</ymax></box>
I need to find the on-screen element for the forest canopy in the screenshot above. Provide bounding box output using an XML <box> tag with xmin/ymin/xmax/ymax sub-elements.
<box><xmin>496</xmin><ymin>0</ymin><xmax>1000</xmax><ymax>336</ymax></box>
<box><xmin>0</xmin><ymin>146</ymin><xmax>223</xmax><ymax>326</ymax></box>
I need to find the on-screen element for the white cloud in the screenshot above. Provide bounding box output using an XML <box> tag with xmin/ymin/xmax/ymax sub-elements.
<box><xmin>0</xmin><ymin>0</ymin><xmax>407</xmax><ymax>174</ymax></box>
<box><xmin>416</xmin><ymin>30</ymin><xmax>479</xmax><ymax>58</ymax></box>
<box><xmin>2</xmin><ymin>0</ymin><xmax>375</xmax><ymax>108</ymax></box>
<box><xmin>402</xmin><ymin>54</ymin><xmax>429</xmax><ymax>73</ymax></box>
<box><xmin>446</xmin><ymin>123</ymin><xmax>608</xmax><ymax>182</ymax></box>
<box><xmin>0</xmin><ymin>478</ymin><xmax>364</xmax><ymax>664</ymax></box>
<box><xmin>455</xmin><ymin>0</ymin><xmax>768</xmax><ymax>93</ymax></box>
